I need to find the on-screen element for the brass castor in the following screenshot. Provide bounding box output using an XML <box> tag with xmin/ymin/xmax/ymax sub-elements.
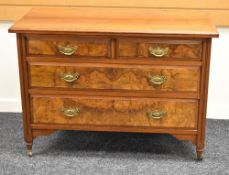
<box><xmin>27</xmin><ymin>149</ymin><xmax>32</xmax><ymax>157</ymax></box>
<box><xmin>196</xmin><ymin>151</ymin><xmax>203</xmax><ymax>160</ymax></box>
<box><xmin>26</xmin><ymin>144</ymin><xmax>33</xmax><ymax>157</ymax></box>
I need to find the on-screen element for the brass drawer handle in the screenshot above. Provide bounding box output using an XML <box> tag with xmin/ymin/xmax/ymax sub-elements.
<box><xmin>149</xmin><ymin>47</ymin><xmax>169</xmax><ymax>57</ymax></box>
<box><xmin>60</xmin><ymin>72</ymin><xmax>80</xmax><ymax>83</ymax></box>
<box><xmin>148</xmin><ymin>75</ymin><xmax>166</xmax><ymax>85</ymax></box>
<box><xmin>61</xmin><ymin>107</ymin><xmax>80</xmax><ymax>118</ymax></box>
<box><xmin>148</xmin><ymin>110</ymin><xmax>166</xmax><ymax>119</ymax></box>
<box><xmin>58</xmin><ymin>45</ymin><xmax>77</xmax><ymax>55</ymax></box>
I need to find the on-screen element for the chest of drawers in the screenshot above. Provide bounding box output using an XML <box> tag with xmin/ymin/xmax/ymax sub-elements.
<box><xmin>9</xmin><ymin>7</ymin><xmax>218</xmax><ymax>160</ymax></box>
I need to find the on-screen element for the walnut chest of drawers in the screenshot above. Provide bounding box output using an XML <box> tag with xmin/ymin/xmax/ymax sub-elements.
<box><xmin>9</xmin><ymin>7</ymin><xmax>218</xmax><ymax>160</ymax></box>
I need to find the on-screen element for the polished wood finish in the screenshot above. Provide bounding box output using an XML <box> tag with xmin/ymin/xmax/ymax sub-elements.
<box><xmin>27</xmin><ymin>35</ymin><xmax>111</xmax><ymax>58</ymax></box>
<box><xmin>196</xmin><ymin>39</ymin><xmax>212</xmax><ymax>159</ymax></box>
<box><xmin>32</xmin><ymin>96</ymin><xmax>198</xmax><ymax>128</ymax></box>
<box><xmin>29</xmin><ymin>64</ymin><xmax>200</xmax><ymax>92</ymax></box>
<box><xmin>16</xmin><ymin>34</ymin><xmax>33</xmax><ymax>148</ymax></box>
<box><xmin>29</xmin><ymin>89</ymin><xmax>200</xmax><ymax>100</ymax></box>
<box><xmin>2</xmin><ymin>6</ymin><xmax>229</xmax><ymax>27</ymax></box>
<box><xmin>9</xmin><ymin>8</ymin><xmax>218</xmax><ymax>160</ymax></box>
<box><xmin>27</xmin><ymin>56</ymin><xmax>202</xmax><ymax>66</ymax></box>
<box><xmin>118</xmin><ymin>39</ymin><xmax>203</xmax><ymax>60</ymax></box>
<box><xmin>9</xmin><ymin>8</ymin><xmax>218</xmax><ymax>37</ymax></box>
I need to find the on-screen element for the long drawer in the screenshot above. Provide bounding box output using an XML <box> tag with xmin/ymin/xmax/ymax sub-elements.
<box><xmin>29</xmin><ymin>64</ymin><xmax>200</xmax><ymax>93</ymax></box>
<box><xmin>32</xmin><ymin>96</ymin><xmax>198</xmax><ymax>128</ymax></box>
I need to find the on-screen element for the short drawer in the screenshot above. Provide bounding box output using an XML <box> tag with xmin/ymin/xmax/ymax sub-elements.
<box><xmin>118</xmin><ymin>38</ymin><xmax>203</xmax><ymax>60</ymax></box>
<box><xmin>26</xmin><ymin>35</ymin><xmax>111</xmax><ymax>58</ymax></box>
<box><xmin>32</xmin><ymin>96</ymin><xmax>197</xmax><ymax>128</ymax></box>
<box><xmin>29</xmin><ymin>64</ymin><xmax>200</xmax><ymax>93</ymax></box>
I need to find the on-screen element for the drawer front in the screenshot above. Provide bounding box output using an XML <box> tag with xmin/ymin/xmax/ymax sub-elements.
<box><xmin>118</xmin><ymin>38</ymin><xmax>202</xmax><ymax>60</ymax></box>
<box><xmin>30</xmin><ymin>64</ymin><xmax>200</xmax><ymax>92</ymax></box>
<box><xmin>32</xmin><ymin>97</ymin><xmax>197</xmax><ymax>128</ymax></box>
<box><xmin>27</xmin><ymin>35</ymin><xmax>111</xmax><ymax>58</ymax></box>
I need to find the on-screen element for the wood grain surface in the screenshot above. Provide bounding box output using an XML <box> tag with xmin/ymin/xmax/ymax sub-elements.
<box><xmin>9</xmin><ymin>7</ymin><xmax>217</xmax><ymax>158</ymax></box>
<box><xmin>2</xmin><ymin>6</ymin><xmax>229</xmax><ymax>26</ymax></box>
<box><xmin>8</xmin><ymin>8</ymin><xmax>218</xmax><ymax>37</ymax></box>
<box><xmin>118</xmin><ymin>38</ymin><xmax>202</xmax><ymax>60</ymax></box>
<box><xmin>29</xmin><ymin>64</ymin><xmax>200</xmax><ymax>92</ymax></box>
<box><xmin>27</xmin><ymin>35</ymin><xmax>111</xmax><ymax>58</ymax></box>
<box><xmin>32</xmin><ymin>96</ymin><xmax>198</xmax><ymax>128</ymax></box>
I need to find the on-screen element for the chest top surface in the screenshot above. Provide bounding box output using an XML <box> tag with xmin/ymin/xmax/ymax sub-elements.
<box><xmin>9</xmin><ymin>7</ymin><xmax>218</xmax><ymax>37</ymax></box>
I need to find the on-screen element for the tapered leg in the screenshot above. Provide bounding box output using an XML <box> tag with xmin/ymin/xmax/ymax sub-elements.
<box><xmin>26</xmin><ymin>143</ymin><xmax>33</xmax><ymax>157</ymax></box>
<box><xmin>196</xmin><ymin>150</ymin><xmax>203</xmax><ymax>160</ymax></box>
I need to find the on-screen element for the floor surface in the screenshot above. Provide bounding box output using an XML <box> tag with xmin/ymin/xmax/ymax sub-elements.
<box><xmin>0</xmin><ymin>113</ymin><xmax>228</xmax><ymax>175</ymax></box>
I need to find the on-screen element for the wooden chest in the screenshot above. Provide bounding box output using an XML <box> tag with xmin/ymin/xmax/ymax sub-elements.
<box><xmin>9</xmin><ymin>7</ymin><xmax>218</xmax><ymax>160</ymax></box>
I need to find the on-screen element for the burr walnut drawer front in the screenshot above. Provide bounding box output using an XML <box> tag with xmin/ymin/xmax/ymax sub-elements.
<box><xmin>29</xmin><ymin>64</ymin><xmax>200</xmax><ymax>92</ymax></box>
<box><xmin>26</xmin><ymin>35</ymin><xmax>111</xmax><ymax>58</ymax></box>
<box><xmin>32</xmin><ymin>96</ymin><xmax>197</xmax><ymax>128</ymax></box>
<box><xmin>118</xmin><ymin>38</ymin><xmax>203</xmax><ymax>60</ymax></box>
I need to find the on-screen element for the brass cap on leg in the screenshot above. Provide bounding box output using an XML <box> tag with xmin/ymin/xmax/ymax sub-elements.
<box><xmin>197</xmin><ymin>151</ymin><xmax>203</xmax><ymax>160</ymax></box>
<box><xmin>27</xmin><ymin>149</ymin><xmax>32</xmax><ymax>157</ymax></box>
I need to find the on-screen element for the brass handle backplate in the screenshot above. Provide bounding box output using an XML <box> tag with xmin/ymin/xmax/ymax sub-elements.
<box><xmin>148</xmin><ymin>75</ymin><xmax>166</xmax><ymax>85</ymax></box>
<box><xmin>58</xmin><ymin>45</ymin><xmax>77</xmax><ymax>55</ymax></box>
<box><xmin>148</xmin><ymin>110</ymin><xmax>166</xmax><ymax>119</ymax></box>
<box><xmin>60</xmin><ymin>72</ymin><xmax>80</xmax><ymax>83</ymax></box>
<box><xmin>149</xmin><ymin>47</ymin><xmax>169</xmax><ymax>57</ymax></box>
<box><xmin>61</xmin><ymin>107</ymin><xmax>80</xmax><ymax>118</ymax></box>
